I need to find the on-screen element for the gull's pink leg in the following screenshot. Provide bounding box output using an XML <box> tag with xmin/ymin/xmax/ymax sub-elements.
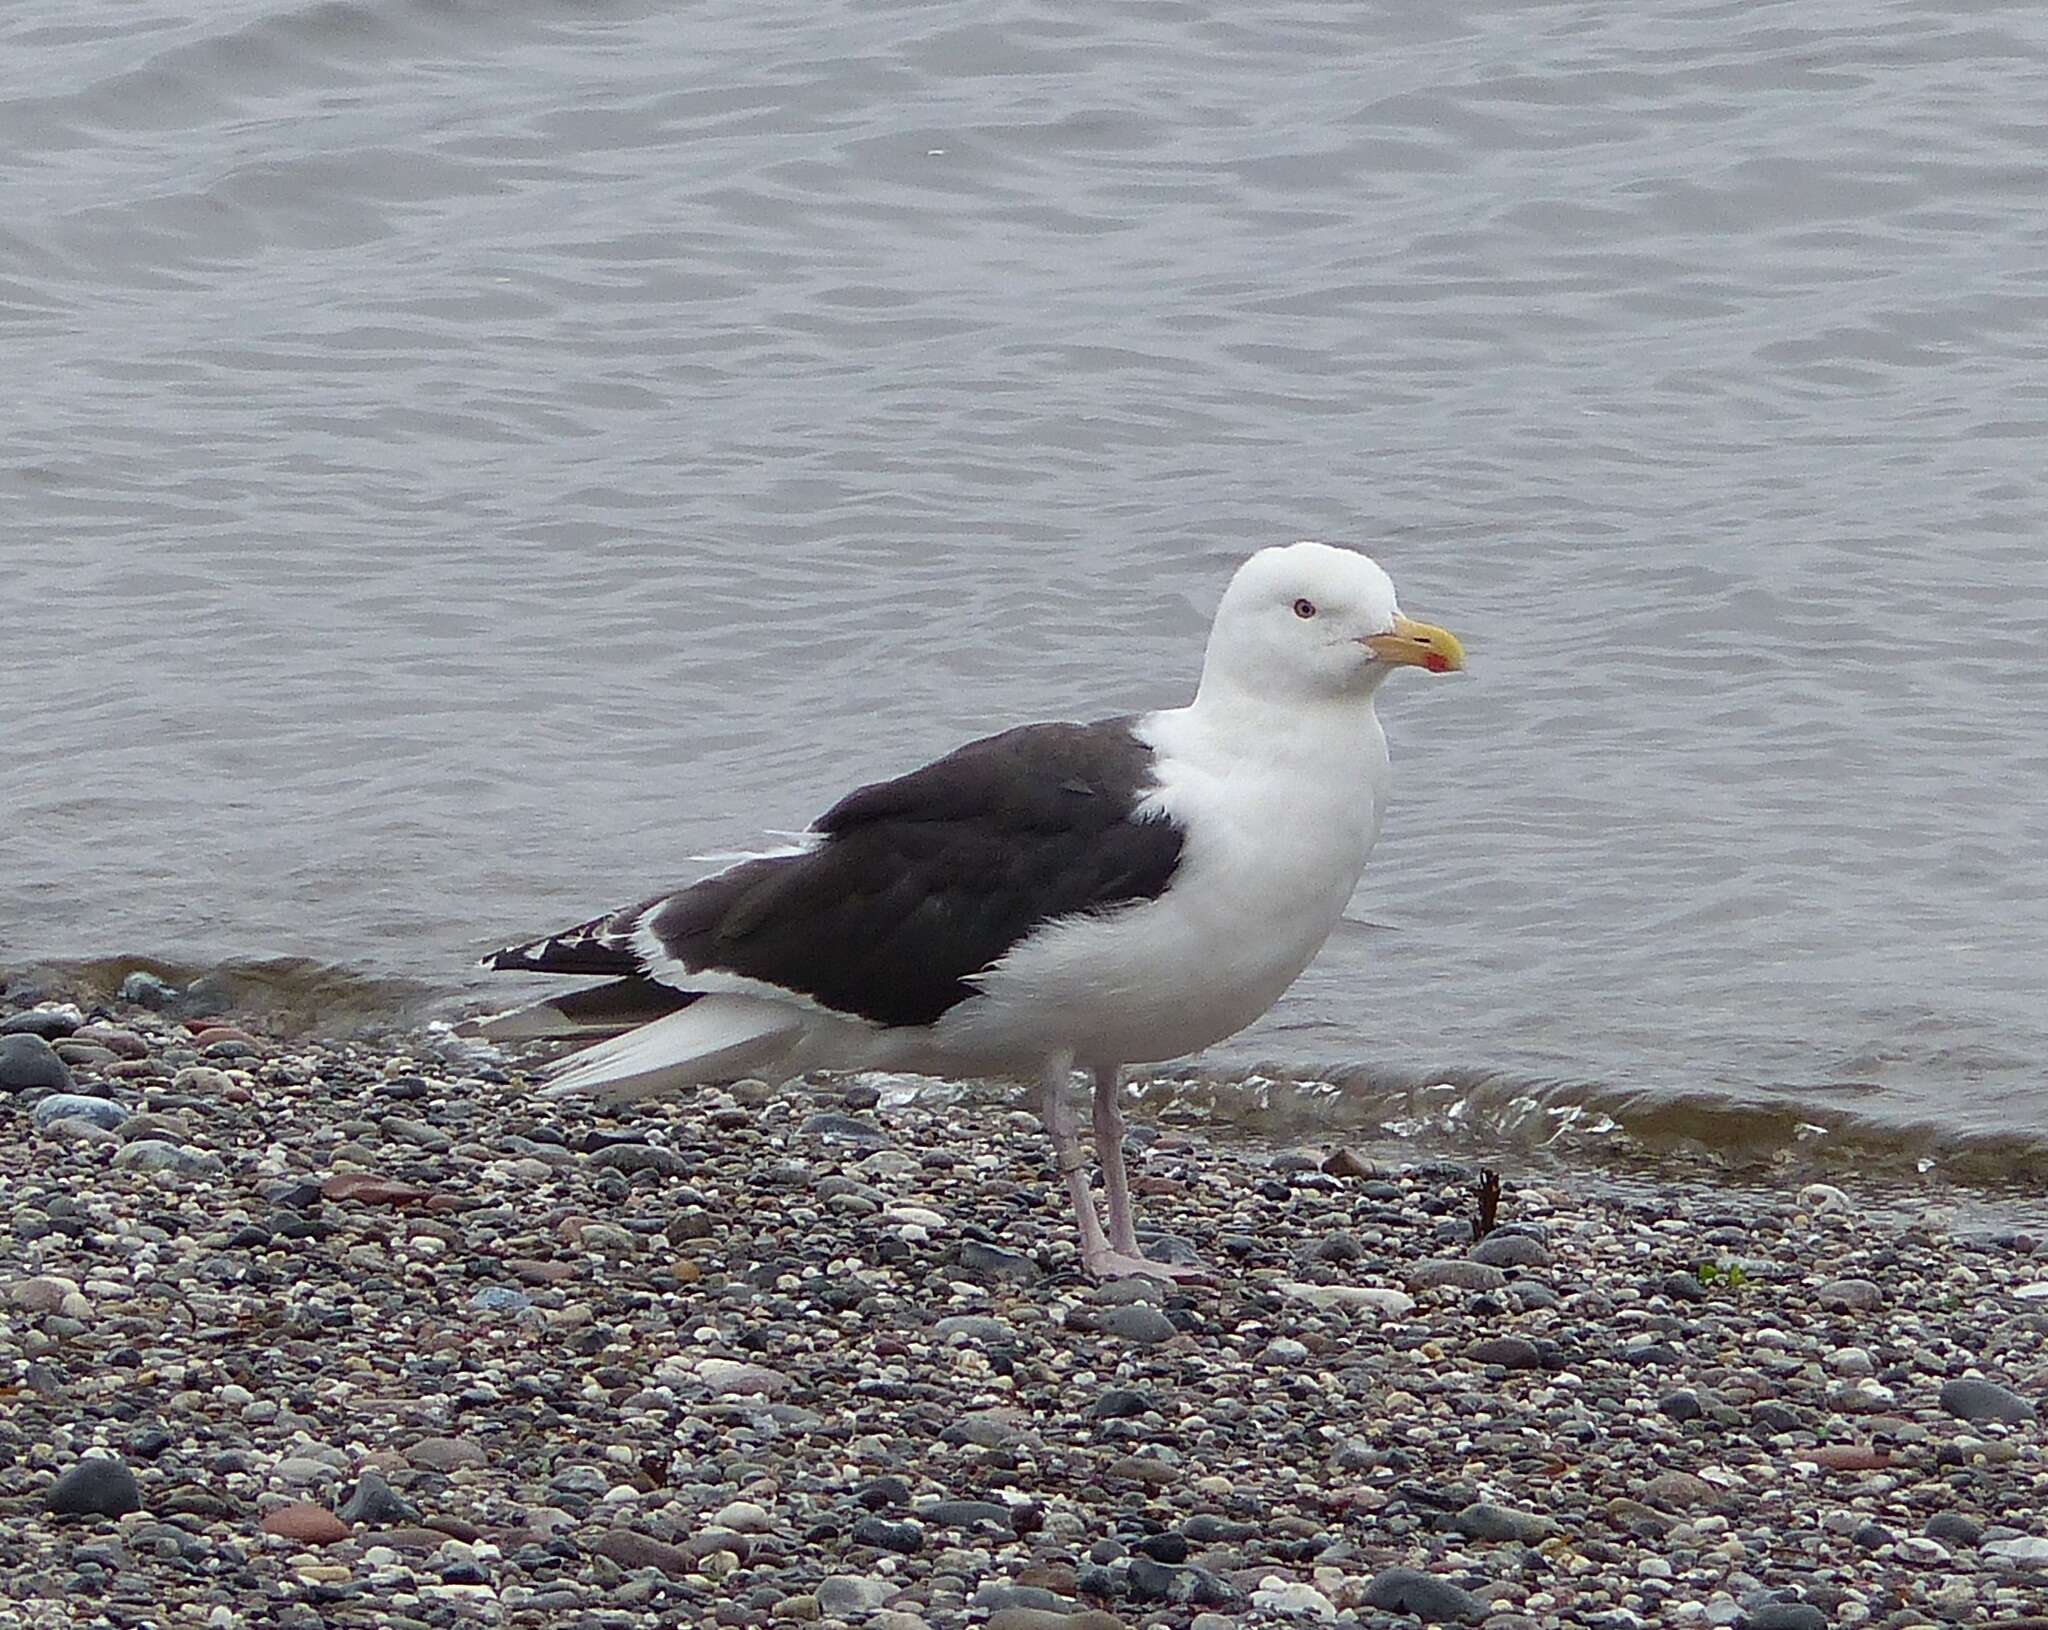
<box><xmin>1085</xmin><ymin>1066</ymin><xmax>1208</xmax><ymax>1282</ymax></box>
<box><xmin>1092</xmin><ymin>1066</ymin><xmax>1141</xmax><ymax>1254</ymax></box>
<box><xmin>1037</xmin><ymin>1055</ymin><xmax>1113</xmax><ymax>1264</ymax></box>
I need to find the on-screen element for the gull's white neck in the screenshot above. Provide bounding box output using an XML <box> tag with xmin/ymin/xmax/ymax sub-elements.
<box><xmin>1172</xmin><ymin>671</ymin><xmax>1391</xmax><ymax>778</ymax></box>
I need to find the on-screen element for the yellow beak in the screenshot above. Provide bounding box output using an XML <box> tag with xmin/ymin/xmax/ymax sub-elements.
<box><xmin>1364</xmin><ymin>614</ymin><xmax>1466</xmax><ymax>674</ymax></box>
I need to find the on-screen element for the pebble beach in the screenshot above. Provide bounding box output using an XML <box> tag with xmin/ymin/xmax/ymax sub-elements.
<box><xmin>4</xmin><ymin>984</ymin><xmax>2048</xmax><ymax>1630</ymax></box>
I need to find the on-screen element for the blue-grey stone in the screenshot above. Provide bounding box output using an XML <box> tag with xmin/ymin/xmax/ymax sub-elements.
<box><xmin>30</xmin><ymin>1093</ymin><xmax>130</xmax><ymax>1131</ymax></box>
<box><xmin>0</xmin><ymin>1034</ymin><xmax>72</xmax><ymax>1094</ymax></box>
<box><xmin>468</xmin><ymin>1287</ymin><xmax>532</xmax><ymax>1316</ymax></box>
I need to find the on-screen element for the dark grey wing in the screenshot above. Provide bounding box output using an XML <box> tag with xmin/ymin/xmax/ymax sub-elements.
<box><xmin>639</xmin><ymin>718</ymin><xmax>1185</xmax><ymax>1027</ymax></box>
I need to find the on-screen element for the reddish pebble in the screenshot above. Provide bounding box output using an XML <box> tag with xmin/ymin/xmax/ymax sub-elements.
<box><xmin>261</xmin><ymin>1502</ymin><xmax>350</xmax><ymax>1545</ymax></box>
<box><xmin>320</xmin><ymin>1174</ymin><xmax>432</xmax><ymax>1206</ymax></box>
<box><xmin>72</xmin><ymin>1025</ymin><xmax>150</xmax><ymax>1060</ymax></box>
<box><xmin>1810</xmin><ymin>1444</ymin><xmax>1889</xmax><ymax>1471</ymax></box>
<box><xmin>507</xmin><ymin>1258</ymin><xmax>577</xmax><ymax>1285</ymax></box>
<box><xmin>188</xmin><ymin>1025</ymin><xmax>259</xmax><ymax>1047</ymax></box>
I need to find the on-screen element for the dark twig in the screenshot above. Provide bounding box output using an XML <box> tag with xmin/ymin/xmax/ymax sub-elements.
<box><xmin>1472</xmin><ymin>1169</ymin><xmax>1503</xmax><ymax>1241</ymax></box>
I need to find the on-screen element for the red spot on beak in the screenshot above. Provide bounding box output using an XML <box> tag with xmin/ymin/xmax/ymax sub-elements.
<box><xmin>1425</xmin><ymin>652</ymin><xmax>1451</xmax><ymax>673</ymax></box>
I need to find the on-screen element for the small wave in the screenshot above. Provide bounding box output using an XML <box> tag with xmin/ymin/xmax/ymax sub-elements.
<box><xmin>1122</xmin><ymin>1063</ymin><xmax>2048</xmax><ymax>1196</ymax></box>
<box><xmin>1</xmin><ymin>953</ymin><xmax>436</xmax><ymax>1036</ymax></box>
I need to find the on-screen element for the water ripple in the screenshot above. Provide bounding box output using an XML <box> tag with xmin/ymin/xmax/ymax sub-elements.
<box><xmin>5</xmin><ymin>0</ymin><xmax>2047</xmax><ymax>1142</ymax></box>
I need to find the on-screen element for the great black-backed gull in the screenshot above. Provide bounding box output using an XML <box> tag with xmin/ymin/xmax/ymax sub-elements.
<box><xmin>472</xmin><ymin>542</ymin><xmax>1464</xmax><ymax>1279</ymax></box>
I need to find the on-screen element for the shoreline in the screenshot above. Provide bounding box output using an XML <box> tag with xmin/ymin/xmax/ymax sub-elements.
<box><xmin>8</xmin><ymin>957</ymin><xmax>2048</xmax><ymax>1206</ymax></box>
<box><xmin>3</xmin><ymin>999</ymin><xmax>2048</xmax><ymax>1629</ymax></box>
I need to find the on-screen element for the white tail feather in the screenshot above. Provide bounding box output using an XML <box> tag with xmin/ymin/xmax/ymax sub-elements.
<box><xmin>541</xmin><ymin>997</ymin><xmax>806</xmax><ymax>1102</ymax></box>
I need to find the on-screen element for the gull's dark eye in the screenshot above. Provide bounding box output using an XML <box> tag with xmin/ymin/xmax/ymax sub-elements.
<box><xmin>1292</xmin><ymin>597</ymin><xmax>1317</xmax><ymax>619</ymax></box>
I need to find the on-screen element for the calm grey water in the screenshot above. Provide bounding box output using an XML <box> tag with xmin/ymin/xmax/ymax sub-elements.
<box><xmin>9</xmin><ymin>0</ymin><xmax>2048</xmax><ymax>1169</ymax></box>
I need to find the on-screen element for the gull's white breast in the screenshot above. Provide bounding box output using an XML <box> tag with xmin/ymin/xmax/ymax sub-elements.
<box><xmin>934</xmin><ymin>702</ymin><xmax>1392</xmax><ymax>1070</ymax></box>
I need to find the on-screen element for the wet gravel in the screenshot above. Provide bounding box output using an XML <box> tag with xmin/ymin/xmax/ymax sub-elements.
<box><xmin>5</xmin><ymin>993</ymin><xmax>2048</xmax><ymax>1629</ymax></box>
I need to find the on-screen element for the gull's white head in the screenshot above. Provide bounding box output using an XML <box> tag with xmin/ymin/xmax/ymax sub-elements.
<box><xmin>1199</xmin><ymin>541</ymin><xmax>1465</xmax><ymax>705</ymax></box>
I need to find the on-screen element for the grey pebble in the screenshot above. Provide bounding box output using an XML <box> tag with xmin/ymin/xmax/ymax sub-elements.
<box><xmin>940</xmin><ymin>1411</ymin><xmax>1022</xmax><ymax>1448</ymax></box>
<box><xmin>118</xmin><ymin>970</ymin><xmax>180</xmax><ymax>1008</ymax></box>
<box><xmin>848</xmin><ymin>1514</ymin><xmax>923</xmax><ymax>1554</ymax></box>
<box><xmin>1471</xmin><ymin>1231</ymin><xmax>1552</xmax><ymax>1269</ymax></box>
<box><xmin>1096</xmin><ymin>1304</ymin><xmax>1177</xmax><ymax>1345</ymax></box>
<box><xmin>1362</xmin><ymin>1566</ymin><xmax>1484</xmax><ymax>1624</ymax></box>
<box><xmin>1738</xmin><ymin>1605</ymin><xmax>1828</xmax><ymax>1630</ymax></box>
<box><xmin>1470</xmin><ymin>1336</ymin><xmax>1542</xmax><ymax>1371</ymax></box>
<box><xmin>958</xmin><ymin>1241</ymin><xmax>1042</xmax><ymax>1283</ymax></box>
<box><xmin>817</xmin><ymin>1576</ymin><xmax>892</xmax><ymax>1615</ymax></box>
<box><xmin>1815</xmin><ymin>1276</ymin><xmax>1882</xmax><ymax>1311</ymax></box>
<box><xmin>1</xmin><ymin>1007</ymin><xmax>82</xmax><ymax>1040</ymax></box>
<box><xmin>798</xmin><ymin>1112</ymin><xmax>891</xmax><ymax>1148</ymax></box>
<box><xmin>111</xmin><ymin>1140</ymin><xmax>224</xmax><ymax>1178</ymax></box>
<box><xmin>1410</xmin><ymin>1258</ymin><xmax>1508</xmax><ymax>1291</ymax></box>
<box><xmin>1453</xmin><ymin>1501</ymin><xmax>1555</xmax><ymax>1543</ymax></box>
<box><xmin>338</xmin><ymin>1468</ymin><xmax>420</xmax><ymax>1527</ymax></box>
<box><xmin>1181</xmin><ymin>1513</ymin><xmax>1259</xmax><ymax>1543</ymax></box>
<box><xmin>916</xmin><ymin>1498</ymin><xmax>1011</xmax><ymax>1529</ymax></box>
<box><xmin>591</xmin><ymin>1529</ymin><xmax>690</xmax><ymax>1576</ymax></box>
<box><xmin>931</xmin><ymin>1314</ymin><xmax>1014</xmax><ymax>1343</ymax></box>
<box><xmin>854</xmin><ymin>1476</ymin><xmax>911</xmax><ymax>1509</ymax></box>
<box><xmin>47</xmin><ymin>1456</ymin><xmax>142</xmax><ymax>1518</ymax></box>
<box><xmin>1938</xmin><ymin>1376</ymin><xmax>2034</xmax><ymax>1424</ymax></box>
<box><xmin>1925</xmin><ymin>1511</ymin><xmax>1982</xmax><ymax>1546</ymax></box>
<box><xmin>0</xmin><ymin>1033</ymin><xmax>73</xmax><ymax>1094</ymax></box>
<box><xmin>595</xmin><ymin>1142</ymin><xmax>692</xmax><ymax>1177</ymax></box>
<box><xmin>1125</xmin><ymin>1556</ymin><xmax>1243</xmax><ymax>1608</ymax></box>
